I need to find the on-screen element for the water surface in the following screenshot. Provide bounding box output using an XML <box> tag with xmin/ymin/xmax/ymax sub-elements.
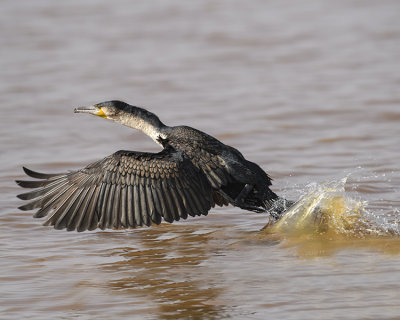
<box><xmin>1</xmin><ymin>0</ymin><xmax>400</xmax><ymax>319</ymax></box>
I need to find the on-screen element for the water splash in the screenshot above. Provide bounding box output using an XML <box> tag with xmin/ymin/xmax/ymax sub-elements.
<box><xmin>264</xmin><ymin>176</ymin><xmax>400</xmax><ymax>239</ymax></box>
<box><xmin>259</xmin><ymin>177</ymin><xmax>400</xmax><ymax>257</ymax></box>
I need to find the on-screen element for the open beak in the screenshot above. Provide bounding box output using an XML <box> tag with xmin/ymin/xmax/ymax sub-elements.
<box><xmin>74</xmin><ymin>105</ymin><xmax>107</xmax><ymax>119</ymax></box>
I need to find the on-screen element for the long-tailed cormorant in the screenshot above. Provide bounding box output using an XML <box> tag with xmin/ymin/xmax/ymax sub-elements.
<box><xmin>16</xmin><ymin>101</ymin><xmax>291</xmax><ymax>231</ymax></box>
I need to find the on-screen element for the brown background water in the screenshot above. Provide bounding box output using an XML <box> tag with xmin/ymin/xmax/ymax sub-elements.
<box><xmin>1</xmin><ymin>0</ymin><xmax>400</xmax><ymax>319</ymax></box>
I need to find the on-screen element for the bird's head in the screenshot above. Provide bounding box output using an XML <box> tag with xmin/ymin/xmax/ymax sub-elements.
<box><xmin>74</xmin><ymin>100</ymin><xmax>167</xmax><ymax>142</ymax></box>
<box><xmin>74</xmin><ymin>100</ymin><xmax>129</xmax><ymax>121</ymax></box>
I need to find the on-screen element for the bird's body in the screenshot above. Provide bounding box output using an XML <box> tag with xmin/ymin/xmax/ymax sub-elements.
<box><xmin>17</xmin><ymin>101</ymin><xmax>290</xmax><ymax>231</ymax></box>
<box><xmin>166</xmin><ymin>125</ymin><xmax>279</xmax><ymax>209</ymax></box>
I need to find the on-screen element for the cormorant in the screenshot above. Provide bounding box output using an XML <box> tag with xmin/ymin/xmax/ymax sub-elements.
<box><xmin>16</xmin><ymin>100</ymin><xmax>291</xmax><ymax>231</ymax></box>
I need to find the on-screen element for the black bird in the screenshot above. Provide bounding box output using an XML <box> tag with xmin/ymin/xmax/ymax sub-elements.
<box><xmin>16</xmin><ymin>101</ymin><xmax>291</xmax><ymax>231</ymax></box>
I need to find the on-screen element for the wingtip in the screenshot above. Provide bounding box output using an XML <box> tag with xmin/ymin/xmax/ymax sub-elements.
<box><xmin>17</xmin><ymin>203</ymin><xmax>29</xmax><ymax>211</ymax></box>
<box><xmin>22</xmin><ymin>166</ymin><xmax>30</xmax><ymax>175</ymax></box>
<box><xmin>16</xmin><ymin>192</ymin><xmax>30</xmax><ymax>200</ymax></box>
<box><xmin>22</xmin><ymin>167</ymin><xmax>38</xmax><ymax>178</ymax></box>
<box><xmin>21</xmin><ymin>166</ymin><xmax>62</xmax><ymax>179</ymax></box>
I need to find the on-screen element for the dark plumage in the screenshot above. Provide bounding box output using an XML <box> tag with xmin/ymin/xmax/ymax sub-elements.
<box><xmin>16</xmin><ymin>100</ymin><xmax>291</xmax><ymax>231</ymax></box>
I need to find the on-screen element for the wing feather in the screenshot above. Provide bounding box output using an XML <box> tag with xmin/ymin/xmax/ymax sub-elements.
<box><xmin>82</xmin><ymin>185</ymin><xmax>101</xmax><ymax>232</ymax></box>
<box><xmin>150</xmin><ymin>184</ymin><xmax>162</xmax><ymax>225</ymax></box>
<box><xmin>161</xmin><ymin>179</ymin><xmax>177</xmax><ymax>222</ymax></box>
<box><xmin>98</xmin><ymin>183</ymin><xmax>111</xmax><ymax>229</ymax></box>
<box><xmin>112</xmin><ymin>184</ymin><xmax>122</xmax><ymax>229</ymax></box>
<box><xmin>145</xmin><ymin>184</ymin><xmax>158</xmax><ymax>224</ymax></box>
<box><xmin>133</xmin><ymin>183</ymin><xmax>141</xmax><ymax>226</ymax></box>
<box><xmin>155</xmin><ymin>181</ymin><xmax>170</xmax><ymax>222</ymax></box>
<box><xmin>16</xmin><ymin>147</ymin><xmax>213</xmax><ymax>231</ymax></box>
<box><xmin>65</xmin><ymin>186</ymin><xmax>92</xmax><ymax>231</ymax></box>
<box><xmin>127</xmin><ymin>185</ymin><xmax>135</xmax><ymax>228</ymax></box>
<box><xmin>22</xmin><ymin>167</ymin><xmax>64</xmax><ymax>179</ymax></box>
<box><xmin>120</xmin><ymin>185</ymin><xmax>128</xmax><ymax>228</ymax></box>
<box><xmin>170</xmin><ymin>179</ymin><xmax>186</xmax><ymax>220</ymax></box>
<box><xmin>139</xmin><ymin>181</ymin><xmax>149</xmax><ymax>226</ymax></box>
<box><xmin>53</xmin><ymin>187</ymin><xmax>86</xmax><ymax>230</ymax></box>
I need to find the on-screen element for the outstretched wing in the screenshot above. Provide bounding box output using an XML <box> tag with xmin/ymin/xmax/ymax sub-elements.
<box><xmin>16</xmin><ymin>147</ymin><xmax>213</xmax><ymax>231</ymax></box>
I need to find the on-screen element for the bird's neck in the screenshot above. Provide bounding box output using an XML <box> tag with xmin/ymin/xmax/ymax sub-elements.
<box><xmin>117</xmin><ymin>113</ymin><xmax>169</xmax><ymax>147</ymax></box>
<box><xmin>139</xmin><ymin>121</ymin><xmax>169</xmax><ymax>146</ymax></box>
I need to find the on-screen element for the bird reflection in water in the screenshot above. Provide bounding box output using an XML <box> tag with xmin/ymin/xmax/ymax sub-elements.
<box><xmin>98</xmin><ymin>224</ymin><xmax>232</xmax><ymax>320</ymax></box>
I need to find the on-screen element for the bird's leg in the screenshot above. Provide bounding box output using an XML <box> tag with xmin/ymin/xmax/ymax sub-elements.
<box><xmin>237</xmin><ymin>203</ymin><xmax>266</xmax><ymax>213</ymax></box>
<box><xmin>234</xmin><ymin>184</ymin><xmax>265</xmax><ymax>213</ymax></box>
<box><xmin>217</xmin><ymin>186</ymin><xmax>265</xmax><ymax>213</ymax></box>
<box><xmin>234</xmin><ymin>184</ymin><xmax>253</xmax><ymax>204</ymax></box>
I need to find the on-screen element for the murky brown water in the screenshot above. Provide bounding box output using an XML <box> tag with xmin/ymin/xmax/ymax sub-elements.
<box><xmin>1</xmin><ymin>0</ymin><xmax>400</xmax><ymax>319</ymax></box>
